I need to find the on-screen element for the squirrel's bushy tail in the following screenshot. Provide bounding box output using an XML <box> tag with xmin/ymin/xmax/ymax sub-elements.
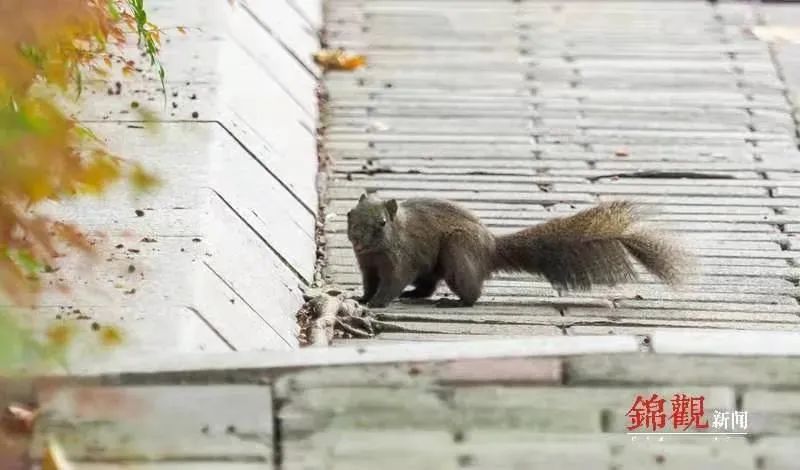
<box><xmin>492</xmin><ymin>201</ymin><xmax>688</xmax><ymax>291</ymax></box>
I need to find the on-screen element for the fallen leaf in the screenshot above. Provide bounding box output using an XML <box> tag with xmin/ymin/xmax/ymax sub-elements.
<box><xmin>313</xmin><ymin>49</ymin><xmax>366</xmax><ymax>71</ymax></box>
<box><xmin>42</xmin><ymin>439</ymin><xmax>74</xmax><ymax>470</ymax></box>
<box><xmin>750</xmin><ymin>25</ymin><xmax>800</xmax><ymax>44</ymax></box>
<box><xmin>98</xmin><ymin>325</ymin><xmax>124</xmax><ymax>347</ymax></box>
<box><xmin>45</xmin><ymin>323</ymin><xmax>75</xmax><ymax>349</ymax></box>
<box><xmin>129</xmin><ymin>163</ymin><xmax>161</xmax><ymax>192</ymax></box>
<box><xmin>77</xmin><ymin>155</ymin><xmax>121</xmax><ymax>194</ymax></box>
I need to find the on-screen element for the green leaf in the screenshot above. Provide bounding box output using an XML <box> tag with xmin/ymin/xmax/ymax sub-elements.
<box><xmin>107</xmin><ymin>0</ymin><xmax>121</xmax><ymax>20</ymax></box>
<box><xmin>0</xmin><ymin>309</ymin><xmax>63</xmax><ymax>374</ymax></box>
<box><xmin>8</xmin><ymin>249</ymin><xmax>43</xmax><ymax>275</ymax></box>
<box><xmin>18</xmin><ymin>43</ymin><xmax>46</xmax><ymax>70</ymax></box>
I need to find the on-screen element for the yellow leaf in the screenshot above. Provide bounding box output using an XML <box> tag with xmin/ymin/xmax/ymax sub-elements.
<box><xmin>42</xmin><ymin>439</ymin><xmax>75</xmax><ymax>470</ymax></box>
<box><xmin>78</xmin><ymin>155</ymin><xmax>121</xmax><ymax>194</ymax></box>
<box><xmin>313</xmin><ymin>49</ymin><xmax>366</xmax><ymax>71</ymax></box>
<box><xmin>129</xmin><ymin>163</ymin><xmax>160</xmax><ymax>192</ymax></box>
<box><xmin>177</xmin><ymin>26</ymin><xmax>187</xmax><ymax>34</ymax></box>
<box><xmin>25</xmin><ymin>177</ymin><xmax>53</xmax><ymax>202</ymax></box>
<box><xmin>98</xmin><ymin>325</ymin><xmax>124</xmax><ymax>347</ymax></box>
<box><xmin>46</xmin><ymin>323</ymin><xmax>75</xmax><ymax>349</ymax></box>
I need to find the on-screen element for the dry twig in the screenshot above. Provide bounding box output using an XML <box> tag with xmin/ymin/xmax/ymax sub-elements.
<box><xmin>299</xmin><ymin>289</ymin><xmax>378</xmax><ymax>346</ymax></box>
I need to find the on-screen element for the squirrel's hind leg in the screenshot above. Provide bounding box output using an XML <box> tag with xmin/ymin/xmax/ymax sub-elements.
<box><xmin>400</xmin><ymin>273</ymin><xmax>441</xmax><ymax>299</ymax></box>
<box><xmin>440</xmin><ymin>238</ymin><xmax>489</xmax><ymax>307</ymax></box>
<box><xmin>443</xmin><ymin>274</ymin><xmax>483</xmax><ymax>307</ymax></box>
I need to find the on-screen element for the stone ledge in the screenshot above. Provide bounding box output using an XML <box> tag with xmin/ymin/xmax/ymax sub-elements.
<box><xmin>40</xmin><ymin>328</ymin><xmax>800</xmax><ymax>379</ymax></box>
<box><xmin>69</xmin><ymin>334</ymin><xmax>641</xmax><ymax>378</ymax></box>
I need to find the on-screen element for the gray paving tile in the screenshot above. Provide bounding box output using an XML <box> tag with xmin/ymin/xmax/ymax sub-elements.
<box><xmin>321</xmin><ymin>0</ymin><xmax>800</xmax><ymax>348</ymax></box>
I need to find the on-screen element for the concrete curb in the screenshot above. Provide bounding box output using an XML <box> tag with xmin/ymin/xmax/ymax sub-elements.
<box><xmin>51</xmin><ymin>328</ymin><xmax>800</xmax><ymax>379</ymax></box>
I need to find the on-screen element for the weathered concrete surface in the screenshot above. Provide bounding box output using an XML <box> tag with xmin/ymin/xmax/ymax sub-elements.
<box><xmin>9</xmin><ymin>0</ymin><xmax>323</xmax><ymax>368</ymax></box>
<box><xmin>31</xmin><ymin>384</ymin><xmax>274</xmax><ymax>462</ymax></box>
<box><xmin>18</xmin><ymin>336</ymin><xmax>800</xmax><ymax>468</ymax></box>
<box><xmin>320</xmin><ymin>0</ymin><xmax>800</xmax><ymax>343</ymax></box>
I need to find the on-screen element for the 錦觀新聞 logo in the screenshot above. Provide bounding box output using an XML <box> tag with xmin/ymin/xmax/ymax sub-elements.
<box><xmin>625</xmin><ymin>393</ymin><xmax>748</xmax><ymax>439</ymax></box>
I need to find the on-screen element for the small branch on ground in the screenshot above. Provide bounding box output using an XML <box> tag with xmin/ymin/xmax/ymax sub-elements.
<box><xmin>297</xmin><ymin>288</ymin><xmax>380</xmax><ymax>346</ymax></box>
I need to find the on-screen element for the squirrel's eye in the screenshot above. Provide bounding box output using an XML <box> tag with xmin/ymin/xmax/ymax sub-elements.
<box><xmin>379</xmin><ymin>219</ymin><xmax>387</xmax><ymax>226</ymax></box>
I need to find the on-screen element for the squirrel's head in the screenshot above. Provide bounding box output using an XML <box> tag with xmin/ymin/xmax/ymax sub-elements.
<box><xmin>346</xmin><ymin>193</ymin><xmax>398</xmax><ymax>254</ymax></box>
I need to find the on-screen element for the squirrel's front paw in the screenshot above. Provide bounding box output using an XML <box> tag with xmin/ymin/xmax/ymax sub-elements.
<box><xmin>366</xmin><ymin>299</ymin><xmax>389</xmax><ymax>309</ymax></box>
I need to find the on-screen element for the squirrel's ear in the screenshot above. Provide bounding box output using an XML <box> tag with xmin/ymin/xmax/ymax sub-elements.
<box><xmin>385</xmin><ymin>199</ymin><xmax>398</xmax><ymax>220</ymax></box>
<box><xmin>358</xmin><ymin>193</ymin><xmax>367</xmax><ymax>203</ymax></box>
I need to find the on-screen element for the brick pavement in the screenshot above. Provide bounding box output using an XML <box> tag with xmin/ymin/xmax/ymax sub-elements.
<box><xmin>319</xmin><ymin>0</ymin><xmax>800</xmax><ymax>342</ymax></box>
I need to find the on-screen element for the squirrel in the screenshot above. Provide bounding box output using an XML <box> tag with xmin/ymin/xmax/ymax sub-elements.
<box><xmin>346</xmin><ymin>193</ymin><xmax>690</xmax><ymax>308</ymax></box>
